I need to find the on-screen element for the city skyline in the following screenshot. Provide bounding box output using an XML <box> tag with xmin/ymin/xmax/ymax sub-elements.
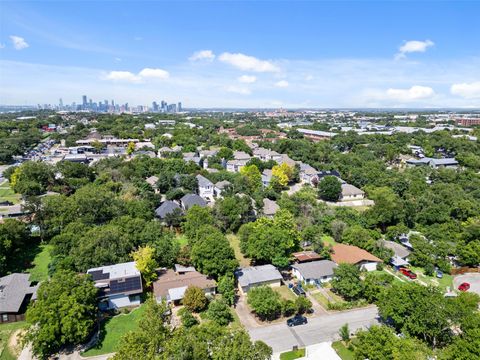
<box><xmin>1</xmin><ymin>1</ymin><xmax>480</xmax><ymax>108</ymax></box>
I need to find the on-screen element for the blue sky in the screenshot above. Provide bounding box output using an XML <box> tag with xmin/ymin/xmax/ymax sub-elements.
<box><xmin>1</xmin><ymin>1</ymin><xmax>480</xmax><ymax>108</ymax></box>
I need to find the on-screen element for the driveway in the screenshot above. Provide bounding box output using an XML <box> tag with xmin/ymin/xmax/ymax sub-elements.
<box><xmin>453</xmin><ymin>273</ymin><xmax>480</xmax><ymax>295</ymax></box>
<box><xmin>248</xmin><ymin>306</ymin><xmax>379</xmax><ymax>353</ymax></box>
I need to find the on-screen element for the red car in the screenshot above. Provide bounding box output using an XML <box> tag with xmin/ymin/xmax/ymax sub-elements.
<box><xmin>399</xmin><ymin>267</ymin><xmax>417</xmax><ymax>279</ymax></box>
<box><xmin>458</xmin><ymin>282</ymin><xmax>470</xmax><ymax>292</ymax></box>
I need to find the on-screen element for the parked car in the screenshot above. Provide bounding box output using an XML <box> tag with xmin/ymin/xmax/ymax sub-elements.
<box><xmin>292</xmin><ymin>285</ymin><xmax>306</xmax><ymax>297</ymax></box>
<box><xmin>458</xmin><ymin>282</ymin><xmax>470</xmax><ymax>292</ymax></box>
<box><xmin>399</xmin><ymin>267</ymin><xmax>417</xmax><ymax>279</ymax></box>
<box><xmin>436</xmin><ymin>270</ymin><xmax>443</xmax><ymax>278</ymax></box>
<box><xmin>287</xmin><ymin>315</ymin><xmax>307</xmax><ymax>327</ymax></box>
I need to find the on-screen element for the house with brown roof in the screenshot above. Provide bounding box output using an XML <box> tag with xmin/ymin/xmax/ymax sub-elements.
<box><xmin>292</xmin><ymin>251</ymin><xmax>322</xmax><ymax>263</ymax></box>
<box><xmin>330</xmin><ymin>243</ymin><xmax>382</xmax><ymax>272</ymax></box>
<box><xmin>153</xmin><ymin>265</ymin><xmax>216</xmax><ymax>305</ymax></box>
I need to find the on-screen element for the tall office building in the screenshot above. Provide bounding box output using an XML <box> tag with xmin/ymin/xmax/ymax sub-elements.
<box><xmin>178</xmin><ymin>102</ymin><xmax>182</xmax><ymax>112</ymax></box>
<box><xmin>82</xmin><ymin>95</ymin><xmax>87</xmax><ymax>107</ymax></box>
<box><xmin>59</xmin><ymin>98</ymin><xmax>63</xmax><ymax>109</ymax></box>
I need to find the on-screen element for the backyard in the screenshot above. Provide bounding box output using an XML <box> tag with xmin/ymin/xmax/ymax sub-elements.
<box><xmin>274</xmin><ymin>285</ymin><xmax>296</xmax><ymax>301</ymax></box>
<box><xmin>27</xmin><ymin>244</ymin><xmax>52</xmax><ymax>282</ymax></box>
<box><xmin>0</xmin><ymin>322</ymin><xmax>26</xmax><ymax>360</ymax></box>
<box><xmin>82</xmin><ymin>305</ymin><xmax>146</xmax><ymax>357</ymax></box>
<box><xmin>227</xmin><ymin>234</ymin><xmax>250</xmax><ymax>267</ymax></box>
<box><xmin>0</xmin><ymin>181</ymin><xmax>21</xmax><ymax>205</ymax></box>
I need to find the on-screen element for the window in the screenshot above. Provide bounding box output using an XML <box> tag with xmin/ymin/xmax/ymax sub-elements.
<box><xmin>2</xmin><ymin>314</ymin><xmax>8</xmax><ymax>322</ymax></box>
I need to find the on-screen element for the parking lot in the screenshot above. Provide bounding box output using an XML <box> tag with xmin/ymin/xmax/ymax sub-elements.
<box><xmin>453</xmin><ymin>273</ymin><xmax>480</xmax><ymax>295</ymax></box>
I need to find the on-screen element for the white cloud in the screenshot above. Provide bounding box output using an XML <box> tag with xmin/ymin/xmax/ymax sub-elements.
<box><xmin>450</xmin><ymin>81</ymin><xmax>480</xmax><ymax>99</ymax></box>
<box><xmin>238</xmin><ymin>75</ymin><xmax>256</xmax><ymax>83</ymax></box>
<box><xmin>226</xmin><ymin>85</ymin><xmax>251</xmax><ymax>95</ymax></box>
<box><xmin>9</xmin><ymin>35</ymin><xmax>29</xmax><ymax>50</ymax></box>
<box><xmin>138</xmin><ymin>68</ymin><xmax>170</xmax><ymax>79</ymax></box>
<box><xmin>0</xmin><ymin>43</ymin><xmax>5</xmax><ymax>49</ymax></box>
<box><xmin>219</xmin><ymin>52</ymin><xmax>280</xmax><ymax>72</ymax></box>
<box><xmin>189</xmin><ymin>50</ymin><xmax>215</xmax><ymax>62</ymax></box>
<box><xmin>274</xmin><ymin>80</ymin><xmax>289</xmax><ymax>88</ymax></box>
<box><xmin>386</xmin><ymin>85</ymin><xmax>435</xmax><ymax>101</ymax></box>
<box><xmin>114</xmin><ymin>57</ymin><xmax>122</xmax><ymax>62</ymax></box>
<box><xmin>396</xmin><ymin>40</ymin><xmax>434</xmax><ymax>59</ymax></box>
<box><xmin>104</xmin><ymin>71</ymin><xmax>141</xmax><ymax>83</ymax></box>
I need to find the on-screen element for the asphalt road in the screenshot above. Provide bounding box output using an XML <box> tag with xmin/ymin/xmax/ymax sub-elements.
<box><xmin>248</xmin><ymin>306</ymin><xmax>379</xmax><ymax>353</ymax></box>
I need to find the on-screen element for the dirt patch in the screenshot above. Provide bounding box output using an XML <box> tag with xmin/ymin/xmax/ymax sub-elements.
<box><xmin>7</xmin><ymin>329</ymin><xmax>25</xmax><ymax>358</ymax></box>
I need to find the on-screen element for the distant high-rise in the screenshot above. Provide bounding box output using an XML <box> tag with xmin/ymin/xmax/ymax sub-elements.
<box><xmin>152</xmin><ymin>101</ymin><xmax>159</xmax><ymax>112</ymax></box>
<box><xmin>178</xmin><ymin>102</ymin><xmax>182</xmax><ymax>112</ymax></box>
<box><xmin>59</xmin><ymin>98</ymin><xmax>63</xmax><ymax>108</ymax></box>
<box><xmin>82</xmin><ymin>95</ymin><xmax>87</xmax><ymax>107</ymax></box>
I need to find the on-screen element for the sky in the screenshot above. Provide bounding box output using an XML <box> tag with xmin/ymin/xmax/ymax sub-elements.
<box><xmin>1</xmin><ymin>1</ymin><xmax>480</xmax><ymax>108</ymax></box>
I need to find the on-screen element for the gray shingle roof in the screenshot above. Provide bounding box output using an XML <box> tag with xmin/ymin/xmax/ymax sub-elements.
<box><xmin>291</xmin><ymin>260</ymin><xmax>338</xmax><ymax>280</ymax></box>
<box><xmin>155</xmin><ymin>201</ymin><xmax>182</xmax><ymax>219</ymax></box>
<box><xmin>0</xmin><ymin>273</ymin><xmax>38</xmax><ymax>313</ymax></box>
<box><xmin>180</xmin><ymin>194</ymin><xmax>207</xmax><ymax>209</ymax></box>
<box><xmin>236</xmin><ymin>265</ymin><xmax>283</xmax><ymax>288</ymax></box>
<box><xmin>196</xmin><ymin>174</ymin><xmax>213</xmax><ymax>187</ymax></box>
<box><xmin>381</xmin><ymin>240</ymin><xmax>411</xmax><ymax>259</ymax></box>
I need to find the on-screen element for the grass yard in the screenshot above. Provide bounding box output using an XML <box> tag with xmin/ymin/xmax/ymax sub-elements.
<box><xmin>322</xmin><ymin>235</ymin><xmax>337</xmax><ymax>246</ymax></box>
<box><xmin>332</xmin><ymin>341</ymin><xmax>355</xmax><ymax>360</ymax></box>
<box><xmin>175</xmin><ymin>234</ymin><xmax>188</xmax><ymax>247</ymax></box>
<box><xmin>311</xmin><ymin>288</ymin><xmax>345</xmax><ymax>309</ymax></box>
<box><xmin>410</xmin><ymin>266</ymin><xmax>453</xmax><ymax>290</ymax></box>
<box><xmin>82</xmin><ymin>305</ymin><xmax>147</xmax><ymax>357</ymax></box>
<box><xmin>27</xmin><ymin>244</ymin><xmax>52</xmax><ymax>282</ymax></box>
<box><xmin>274</xmin><ymin>286</ymin><xmax>296</xmax><ymax>301</ymax></box>
<box><xmin>368</xmin><ymin>269</ymin><xmax>404</xmax><ymax>284</ymax></box>
<box><xmin>0</xmin><ymin>181</ymin><xmax>21</xmax><ymax>205</ymax></box>
<box><xmin>227</xmin><ymin>234</ymin><xmax>250</xmax><ymax>267</ymax></box>
<box><xmin>0</xmin><ymin>321</ymin><xmax>27</xmax><ymax>360</ymax></box>
<box><xmin>279</xmin><ymin>348</ymin><xmax>305</xmax><ymax>360</ymax></box>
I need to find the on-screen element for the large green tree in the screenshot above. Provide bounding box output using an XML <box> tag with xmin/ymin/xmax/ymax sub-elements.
<box><xmin>317</xmin><ymin>176</ymin><xmax>342</xmax><ymax>202</ymax></box>
<box><xmin>331</xmin><ymin>263</ymin><xmax>363</xmax><ymax>301</ymax></box>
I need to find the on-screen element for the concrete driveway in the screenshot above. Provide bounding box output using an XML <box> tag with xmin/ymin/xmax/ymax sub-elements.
<box><xmin>453</xmin><ymin>273</ymin><xmax>480</xmax><ymax>295</ymax></box>
<box><xmin>248</xmin><ymin>306</ymin><xmax>379</xmax><ymax>353</ymax></box>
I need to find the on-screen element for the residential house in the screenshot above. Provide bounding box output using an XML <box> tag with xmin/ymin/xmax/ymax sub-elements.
<box><xmin>183</xmin><ymin>152</ymin><xmax>202</xmax><ymax>166</ymax></box>
<box><xmin>330</xmin><ymin>243</ymin><xmax>382</xmax><ymax>272</ymax></box>
<box><xmin>214</xmin><ymin>180</ymin><xmax>231</xmax><ymax>197</ymax></box>
<box><xmin>196</xmin><ymin>174</ymin><xmax>214</xmax><ymax>201</ymax></box>
<box><xmin>261</xmin><ymin>169</ymin><xmax>273</xmax><ymax>187</ymax></box>
<box><xmin>292</xmin><ymin>251</ymin><xmax>322</xmax><ymax>263</ymax></box>
<box><xmin>145</xmin><ymin>175</ymin><xmax>159</xmax><ymax>193</ymax></box>
<box><xmin>155</xmin><ymin>201</ymin><xmax>182</xmax><ymax>220</ymax></box>
<box><xmin>381</xmin><ymin>240</ymin><xmax>411</xmax><ymax>268</ymax></box>
<box><xmin>252</xmin><ymin>147</ymin><xmax>282</xmax><ymax>162</ymax></box>
<box><xmin>153</xmin><ymin>265</ymin><xmax>216</xmax><ymax>305</ymax></box>
<box><xmin>340</xmin><ymin>183</ymin><xmax>365</xmax><ymax>201</ymax></box>
<box><xmin>226</xmin><ymin>151</ymin><xmax>251</xmax><ymax>173</ymax></box>
<box><xmin>299</xmin><ymin>162</ymin><xmax>318</xmax><ymax>185</ymax></box>
<box><xmin>236</xmin><ymin>264</ymin><xmax>283</xmax><ymax>294</ymax></box>
<box><xmin>291</xmin><ymin>260</ymin><xmax>338</xmax><ymax>285</ymax></box>
<box><xmin>87</xmin><ymin>261</ymin><xmax>143</xmax><ymax>310</ymax></box>
<box><xmin>0</xmin><ymin>274</ymin><xmax>38</xmax><ymax>323</ymax></box>
<box><xmin>297</xmin><ymin>128</ymin><xmax>338</xmax><ymax>141</ymax></box>
<box><xmin>406</xmin><ymin>157</ymin><xmax>458</xmax><ymax>169</ymax></box>
<box><xmin>262</xmin><ymin>198</ymin><xmax>279</xmax><ymax>218</ymax></box>
<box><xmin>180</xmin><ymin>194</ymin><xmax>207</xmax><ymax>211</ymax></box>
<box><xmin>276</xmin><ymin>154</ymin><xmax>297</xmax><ymax>168</ymax></box>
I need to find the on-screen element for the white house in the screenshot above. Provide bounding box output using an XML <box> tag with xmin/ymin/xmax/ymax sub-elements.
<box><xmin>235</xmin><ymin>265</ymin><xmax>283</xmax><ymax>294</ymax></box>
<box><xmin>291</xmin><ymin>260</ymin><xmax>338</xmax><ymax>285</ymax></box>
<box><xmin>340</xmin><ymin>183</ymin><xmax>365</xmax><ymax>201</ymax></box>
<box><xmin>196</xmin><ymin>174</ymin><xmax>214</xmax><ymax>201</ymax></box>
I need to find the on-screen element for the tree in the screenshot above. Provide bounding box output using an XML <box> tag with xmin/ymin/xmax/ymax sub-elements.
<box><xmin>11</xmin><ymin>161</ymin><xmax>54</xmax><ymax>196</ymax></box>
<box><xmin>0</xmin><ymin>219</ymin><xmax>31</xmax><ymax>275</ymax></box>
<box><xmin>25</xmin><ymin>271</ymin><xmax>98</xmax><ymax>358</ymax></box>
<box><xmin>190</xmin><ymin>226</ymin><xmax>238</xmax><ymax>278</ymax></box>
<box><xmin>206</xmin><ymin>299</ymin><xmax>233</xmax><ymax>326</ymax></box>
<box><xmin>178</xmin><ymin>307</ymin><xmax>199</xmax><ymax>328</ymax></box>
<box><xmin>341</xmin><ymin>225</ymin><xmax>381</xmax><ymax>251</ymax></box>
<box><xmin>331</xmin><ymin>263</ymin><xmax>363</xmax><ymax>301</ymax></box>
<box><xmin>218</xmin><ymin>274</ymin><xmax>236</xmax><ymax>306</ymax></box>
<box><xmin>113</xmin><ymin>296</ymin><xmax>170</xmax><ymax>360</ymax></box>
<box><xmin>239</xmin><ymin>209</ymin><xmax>300</xmax><ymax>264</ymax></box>
<box><xmin>281</xmin><ymin>299</ymin><xmax>296</xmax><ymax>317</ymax></box>
<box><xmin>240</xmin><ymin>165</ymin><xmax>262</xmax><ymax>192</ymax></box>
<box><xmin>295</xmin><ymin>296</ymin><xmax>312</xmax><ymax>314</ymax></box>
<box><xmin>365</xmin><ymin>186</ymin><xmax>404</xmax><ymax>231</ymax></box>
<box><xmin>214</xmin><ymin>195</ymin><xmax>255</xmax><ymax>232</ymax></box>
<box><xmin>317</xmin><ymin>176</ymin><xmax>342</xmax><ymax>202</ymax></box>
<box><xmin>182</xmin><ymin>206</ymin><xmax>216</xmax><ymax>243</ymax></box>
<box><xmin>457</xmin><ymin>240</ymin><xmax>480</xmax><ymax>266</ymax></box>
<box><xmin>271</xmin><ymin>163</ymin><xmax>292</xmax><ymax>188</ymax></box>
<box><xmin>131</xmin><ymin>245</ymin><xmax>158</xmax><ymax>287</ymax></box>
<box><xmin>363</xmin><ymin>272</ymin><xmax>394</xmax><ymax>303</ymax></box>
<box><xmin>330</xmin><ymin>220</ymin><xmax>347</xmax><ymax>242</ymax></box>
<box><xmin>339</xmin><ymin>323</ymin><xmax>350</xmax><ymax>342</ymax></box>
<box><xmin>183</xmin><ymin>286</ymin><xmax>208</xmax><ymax>312</ymax></box>
<box><xmin>126</xmin><ymin>141</ymin><xmax>136</xmax><ymax>155</ymax></box>
<box><xmin>247</xmin><ymin>286</ymin><xmax>282</xmax><ymax>321</ymax></box>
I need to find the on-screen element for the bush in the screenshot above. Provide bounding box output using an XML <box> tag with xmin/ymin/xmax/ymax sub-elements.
<box><xmin>206</xmin><ymin>299</ymin><xmax>233</xmax><ymax>326</ymax></box>
<box><xmin>178</xmin><ymin>307</ymin><xmax>199</xmax><ymax>328</ymax></box>
<box><xmin>183</xmin><ymin>286</ymin><xmax>208</xmax><ymax>312</ymax></box>
<box><xmin>247</xmin><ymin>286</ymin><xmax>282</xmax><ymax>321</ymax></box>
<box><xmin>295</xmin><ymin>296</ymin><xmax>312</xmax><ymax>314</ymax></box>
<box><xmin>281</xmin><ymin>299</ymin><xmax>296</xmax><ymax>317</ymax></box>
<box><xmin>339</xmin><ymin>323</ymin><xmax>350</xmax><ymax>342</ymax></box>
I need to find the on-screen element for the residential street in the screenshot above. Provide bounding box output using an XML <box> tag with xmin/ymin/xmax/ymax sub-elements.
<box><xmin>248</xmin><ymin>306</ymin><xmax>379</xmax><ymax>353</ymax></box>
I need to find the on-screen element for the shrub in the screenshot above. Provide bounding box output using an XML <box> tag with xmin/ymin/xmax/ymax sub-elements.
<box><xmin>183</xmin><ymin>286</ymin><xmax>208</xmax><ymax>312</ymax></box>
<box><xmin>247</xmin><ymin>286</ymin><xmax>282</xmax><ymax>321</ymax></box>
<box><xmin>206</xmin><ymin>299</ymin><xmax>233</xmax><ymax>326</ymax></box>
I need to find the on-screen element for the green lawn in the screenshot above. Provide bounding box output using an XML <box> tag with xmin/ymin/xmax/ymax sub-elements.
<box><xmin>274</xmin><ymin>286</ymin><xmax>296</xmax><ymax>301</ymax></box>
<box><xmin>175</xmin><ymin>234</ymin><xmax>188</xmax><ymax>247</ymax></box>
<box><xmin>410</xmin><ymin>266</ymin><xmax>453</xmax><ymax>290</ymax></box>
<box><xmin>227</xmin><ymin>234</ymin><xmax>250</xmax><ymax>267</ymax></box>
<box><xmin>82</xmin><ymin>305</ymin><xmax>146</xmax><ymax>357</ymax></box>
<box><xmin>27</xmin><ymin>244</ymin><xmax>52</xmax><ymax>282</ymax></box>
<box><xmin>332</xmin><ymin>341</ymin><xmax>355</xmax><ymax>360</ymax></box>
<box><xmin>0</xmin><ymin>181</ymin><xmax>21</xmax><ymax>205</ymax></box>
<box><xmin>0</xmin><ymin>321</ymin><xmax>27</xmax><ymax>360</ymax></box>
<box><xmin>311</xmin><ymin>288</ymin><xmax>345</xmax><ymax>308</ymax></box>
<box><xmin>322</xmin><ymin>235</ymin><xmax>337</xmax><ymax>246</ymax></box>
<box><xmin>280</xmin><ymin>348</ymin><xmax>305</xmax><ymax>360</ymax></box>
